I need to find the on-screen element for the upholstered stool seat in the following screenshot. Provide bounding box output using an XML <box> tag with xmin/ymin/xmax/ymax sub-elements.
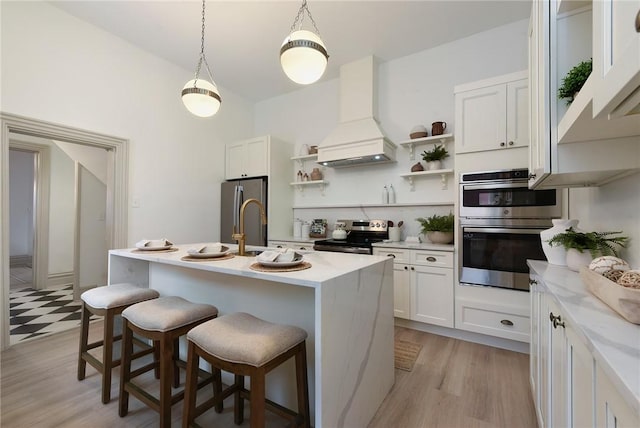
<box><xmin>183</xmin><ymin>312</ymin><xmax>310</xmax><ymax>428</ymax></box>
<box><xmin>77</xmin><ymin>283</ymin><xmax>159</xmax><ymax>404</ymax></box>
<box><xmin>119</xmin><ymin>296</ymin><xmax>219</xmax><ymax>428</ymax></box>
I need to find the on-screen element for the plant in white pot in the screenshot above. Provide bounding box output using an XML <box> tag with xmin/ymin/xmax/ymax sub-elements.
<box><xmin>547</xmin><ymin>227</ymin><xmax>628</xmax><ymax>272</ymax></box>
<box><xmin>416</xmin><ymin>213</ymin><xmax>454</xmax><ymax>244</ymax></box>
<box><xmin>421</xmin><ymin>144</ymin><xmax>449</xmax><ymax>171</ymax></box>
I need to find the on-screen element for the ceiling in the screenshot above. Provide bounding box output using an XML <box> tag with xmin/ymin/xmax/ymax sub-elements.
<box><xmin>50</xmin><ymin>0</ymin><xmax>532</xmax><ymax>102</ymax></box>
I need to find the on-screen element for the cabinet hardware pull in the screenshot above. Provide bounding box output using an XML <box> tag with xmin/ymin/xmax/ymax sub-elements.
<box><xmin>553</xmin><ymin>316</ymin><xmax>565</xmax><ymax>329</ymax></box>
<box><xmin>276</xmin><ymin>245</ymin><xmax>283</xmax><ymax>248</ymax></box>
<box><xmin>500</xmin><ymin>142</ymin><xmax>505</xmax><ymax>147</ymax></box>
<box><xmin>300</xmin><ymin>247</ymin><xmax>307</xmax><ymax>250</ymax></box>
<box><xmin>508</xmin><ymin>141</ymin><xmax>514</xmax><ymax>146</ymax></box>
<box><xmin>636</xmin><ymin>8</ymin><xmax>640</xmax><ymax>32</ymax></box>
<box><xmin>404</xmin><ymin>266</ymin><xmax>408</xmax><ymax>270</ymax></box>
<box><xmin>411</xmin><ymin>267</ymin><xmax>415</xmax><ymax>271</ymax></box>
<box><xmin>549</xmin><ymin>312</ymin><xmax>558</xmax><ymax>323</ymax></box>
<box><xmin>387</xmin><ymin>254</ymin><xmax>396</xmax><ymax>258</ymax></box>
<box><xmin>426</xmin><ymin>256</ymin><xmax>437</xmax><ymax>262</ymax></box>
<box><xmin>529</xmin><ymin>279</ymin><xmax>538</xmax><ymax>285</ymax></box>
<box><xmin>500</xmin><ymin>319</ymin><xmax>514</xmax><ymax>326</ymax></box>
<box><xmin>529</xmin><ymin>173</ymin><xmax>537</xmax><ymax>179</ymax></box>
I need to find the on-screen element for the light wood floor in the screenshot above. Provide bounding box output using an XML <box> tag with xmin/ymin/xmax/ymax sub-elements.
<box><xmin>1</xmin><ymin>321</ymin><xmax>537</xmax><ymax>427</ymax></box>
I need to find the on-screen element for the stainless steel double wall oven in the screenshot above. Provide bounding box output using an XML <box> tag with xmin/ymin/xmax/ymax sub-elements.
<box><xmin>459</xmin><ymin>169</ymin><xmax>561</xmax><ymax>292</ymax></box>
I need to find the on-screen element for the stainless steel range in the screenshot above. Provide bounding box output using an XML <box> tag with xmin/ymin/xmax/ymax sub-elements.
<box><xmin>313</xmin><ymin>220</ymin><xmax>389</xmax><ymax>255</ymax></box>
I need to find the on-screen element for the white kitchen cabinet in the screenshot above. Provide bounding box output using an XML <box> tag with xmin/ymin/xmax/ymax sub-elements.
<box><xmin>373</xmin><ymin>247</ymin><xmax>453</xmax><ymax>325</ymax></box>
<box><xmin>454</xmin><ymin>71</ymin><xmax>528</xmax><ymax>154</ymax></box>
<box><xmin>592</xmin><ymin>0</ymin><xmax>640</xmax><ymax>121</ymax></box>
<box><xmin>528</xmin><ymin>0</ymin><xmax>640</xmax><ymax>189</ymax></box>
<box><xmin>373</xmin><ymin>248</ymin><xmax>411</xmax><ymax>319</ymax></box>
<box><xmin>596</xmin><ymin>363</ymin><xmax>640</xmax><ymax>428</ymax></box>
<box><xmin>225</xmin><ymin>136</ymin><xmax>269</xmax><ymax>180</ymax></box>
<box><xmin>268</xmin><ymin>240</ymin><xmax>315</xmax><ymax>252</ymax></box>
<box><xmin>411</xmin><ymin>264</ymin><xmax>454</xmax><ymax>327</ymax></box>
<box><xmin>531</xmin><ymin>275</ymin><xmax>596</xmax><ymax>428</ymax></box>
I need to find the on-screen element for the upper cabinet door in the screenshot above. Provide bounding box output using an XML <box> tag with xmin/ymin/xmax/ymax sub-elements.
<box><xmin>592</xmin><ymin>0</ymin><xmax>640</xmax><ymax>119</ymax></box>
<box><xmin>455</xmin><ymin>84</ymin><xmax>507</xmax><ymax>154</ymax></box>
<box><xmin>506</xmin><ymin>79</ymin><xmax>530</xmax><ymax>149</ymax></box>
<box><xmin>225</xmin><ymin>137</ymin><xmax>269</xmax><ymax>180</ymax></box>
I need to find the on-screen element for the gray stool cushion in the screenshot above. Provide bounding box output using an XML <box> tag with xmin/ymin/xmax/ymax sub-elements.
<box><xmin>81</xmin><ymin>283</ymin><xmax>159</xmax><ymax>310</ymax></box>
<box><xmin>187</xmin><ymin>312</ymin><xmax>308</xmax><ymax>367</ymax></box>
<box><xmin>122</xmin><ymin>296</ymin><xmax>218</xmax><ymax>332</ymax></box>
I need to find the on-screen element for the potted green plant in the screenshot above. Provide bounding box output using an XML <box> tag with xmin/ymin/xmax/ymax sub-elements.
<box><xmin>547</xmin><ymin>227</ymin><xmax>628</xmax><ymax>271</ymax></box>
<box><xmin>416</xmin><ymin>213</ymin><xmax>454</xmax><ymax>244</ymax></box>
<box><xmin>558</xmin><ymin>58</ymin><xmax>592</xmax><ymax>105</ymax></box>
<box><xmin>421</xmin><ymin>144</ymin><xmax>449</xmax><ymax>170</ymax></box>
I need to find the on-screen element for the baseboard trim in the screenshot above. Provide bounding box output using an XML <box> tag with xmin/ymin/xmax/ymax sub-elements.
<box><xmin>395</xmin><ymin>318</ymin><xmax>530</xmax><ymax>354</ymax></box>
<box><xmin>48</xmin><ymin>272</ymin><xmax>74</xmax><ymax>287</ymax></box>
<box><xmin>10</xmin><ymin>255</ymin><xmax>32</xmax><ymax>267</ymax></box>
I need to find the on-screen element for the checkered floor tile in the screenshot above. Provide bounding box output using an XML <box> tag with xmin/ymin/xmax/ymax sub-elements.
<box><xmin>9</xmin><ymin>285</ymin><xmax>95</xmax><ymax>345</ymax></box>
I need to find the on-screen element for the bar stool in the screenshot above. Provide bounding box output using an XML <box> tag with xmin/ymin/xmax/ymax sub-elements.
<box><xmin>119</xmin><ymin>296</ymin><xmax>220</xmax><ymax>428</ymax></box>
<box><xmin>182</xmin><ymin>312</ymin><xmax>310</xmax><ymax>428</ymax></box>
<box><xmin>77</xmin><ymin>283</ymin><xmax>160</xmax><ymax>404</ymax></box>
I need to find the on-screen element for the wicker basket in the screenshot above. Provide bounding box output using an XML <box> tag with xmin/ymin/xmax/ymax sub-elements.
<box><xmin>580</xmin><ymin>267</ymin><xmax>640</xmax><ymax>324</ymax></box>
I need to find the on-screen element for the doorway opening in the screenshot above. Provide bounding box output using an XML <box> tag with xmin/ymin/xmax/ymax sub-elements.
<box><xmin>1</xmin><ymin>113</ymin><xmax>129</xmax><ymax>350</ymax></box>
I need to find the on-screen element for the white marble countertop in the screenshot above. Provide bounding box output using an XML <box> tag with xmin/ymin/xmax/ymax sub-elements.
<box><xmin>372</xmin><ymin>241</ymin><xmax>455</xmax><ymax>252</ymax></box>
<box><xmin>110</xmin><ymin>243</ymin><xmax>388</xmax><ymax>289</ymax></box>
<box><xmin>528</xmin><ymin>260</ymin><xmax>640</xmax><ymax>413</ymax></box>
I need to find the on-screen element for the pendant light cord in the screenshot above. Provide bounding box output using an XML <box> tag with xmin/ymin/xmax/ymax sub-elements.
<box><xmin>192</xmin><ymin>0</ymin><xmax>217</xmax><ymax>87</ymax></box>
<box><xmin>289</xmin><ymin>0</ymin><xmax>322</xmax><ymax>37</ymax></box>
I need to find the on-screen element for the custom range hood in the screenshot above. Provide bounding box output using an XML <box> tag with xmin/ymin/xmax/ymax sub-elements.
<box><xmin>317</xmin><ymin>56</ymin><xmax>396</xmax><ymax>167</ymax></box>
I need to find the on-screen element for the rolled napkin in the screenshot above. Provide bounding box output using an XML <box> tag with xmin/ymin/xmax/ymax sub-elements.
<box><xmin>135</xmin><ymin>239</ymin><xmax>173</xmax><ymax>249</ymax></box>
<box><xmin>187</xmin><ymin>243</ymin><xmax>224</xmax><ymax>255</ymax></box>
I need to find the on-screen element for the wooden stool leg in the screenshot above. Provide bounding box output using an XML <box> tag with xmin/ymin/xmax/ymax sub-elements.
<box><xmin>182</xmin><ymin>341</ymin><xmax>199</xmax><ymax>428</ymax></box>
<box><xmin>295</xmin><ymin>343</ymin><xmax>311</xmax><ymax>428</ymax></box>
<box><xmin>118</xmin><ymin>319</ymin><xmax>133</xmax><ymax>417</ymax></box>
<box><xmin>153</xmin><ymin>340</ymin><xmax>161</xmax><ymax>379</ymax></box>
<box><xmin>173</xmin><ymin>338</ymin><xmax>180</xmax><ymax>388</ymax></box>
<box><xmin>159</xmin><ymin>336</ymin><xmax>173</xmax><ymax>428</ymax></box>
<box><xmin>234</xmin><ymin>374</ymin><xmax>245</xmax><ymax>424</ymax></box>
<box><xmin>77</xmin><ymin>304</ymin><xmax>90</xmax><ymax>381</ymax></box>
<box><xmin>101</xmin><ymin>309</ymin><xmax>115</xmax><ymax>404</ymax></box>
<box><xmin>213</xmin><ymin>366</ymin><xmax>223</xmax><ymax>414</ymax></box>
<box><xmin>250</xmin><ymin>369</ymin><xmax>267</xmax><ymax>428</ymax></box>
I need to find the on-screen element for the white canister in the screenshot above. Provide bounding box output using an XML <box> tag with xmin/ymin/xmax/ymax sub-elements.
<box><xmin>388</xmin><ymin>226</ymin><xmax>401</xmax><ymax>242</ymax></box>
<box><xmin>301</xmin><ymin>223</ymin><xmax>311</xmax><ymax>239</ymax></box>
<box><xmin>293</xmin><ymin>219</ymin><xmax>302</xmax><ymax>237</ymax></box>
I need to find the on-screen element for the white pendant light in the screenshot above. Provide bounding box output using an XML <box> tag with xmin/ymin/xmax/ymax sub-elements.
<box><xmin>280</xmin><ymin>0</ymin><xmax>329</xmax><ymax>85</ymax></box>
<box><xmin>182</xmin><ymin>0</ymin><xmax>221</xmax><ymax>117</ymax></box>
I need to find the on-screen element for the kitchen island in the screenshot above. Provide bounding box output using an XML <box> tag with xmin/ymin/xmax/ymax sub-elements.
<box><xmin>108</xmin><ymin>244</ymin><xmax>394</xmax><ymax>427</ymax></box>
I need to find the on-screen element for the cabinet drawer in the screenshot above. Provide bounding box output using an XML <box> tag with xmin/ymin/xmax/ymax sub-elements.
<box><xmin>411</xmin><ymin>250</ymin><xmax>453</xmax><ymax>268</ymax></box>
<box><xmin>456</xmin><ymin>299</ymin><xmax>530</xmax><ymax>342</ymax></box>
<box><xmin>373</xmin><ymin>248</ymin><xmax>410</xmax><ymax>264</ymax></box>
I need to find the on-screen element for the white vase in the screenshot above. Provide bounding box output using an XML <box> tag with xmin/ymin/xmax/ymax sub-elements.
<box><xmin>426</xmin><ymin>160</ymin><xmax>441</xmax><ymax>171</ymax></box>
<box><xmin>566</xmin><ymin>248</ymin><xmax>596</xmax><ymax>272</ymax></box>
<box><xmin>540</xmin><ymin>219</ymin><xmax>579</xmax><ymax>266</ymax></box>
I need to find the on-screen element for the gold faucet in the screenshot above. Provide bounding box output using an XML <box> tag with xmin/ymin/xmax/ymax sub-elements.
<box><xmin>232</xmin><ymin>198</ymin><xmax>267</xmax><ymax>256</ymax></box>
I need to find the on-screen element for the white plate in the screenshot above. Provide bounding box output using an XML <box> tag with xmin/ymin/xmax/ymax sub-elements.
<box><xmin>136</xmin><ymin>245</ymin><xmax>173</xmax><ymax>251</ymax></box>
<box><xmin>188</xmin><ymin>246</ymin><xmax>230</xmax><ymax>258</ymax></box>
<box><xmin>258</xmin><ymin>257</ymin><xmax>304</xmax><ymax>268</ymax></box>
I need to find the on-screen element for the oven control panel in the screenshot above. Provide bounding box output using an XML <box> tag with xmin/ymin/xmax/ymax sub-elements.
<box><xmin>339</xmin><ymin>219</ymin><xmax>389</xmax><ymax>232</ymax></box>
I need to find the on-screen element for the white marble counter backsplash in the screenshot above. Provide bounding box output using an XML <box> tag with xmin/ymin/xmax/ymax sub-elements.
<box><xmin>528</xmin><ymin>260</ymin><xmax>640</xmax><ymax>414</ymax></box>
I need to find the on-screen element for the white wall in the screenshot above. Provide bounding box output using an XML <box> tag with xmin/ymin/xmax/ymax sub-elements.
<box><xmin>48</xmin><ymin>141</ymin><xmax>75</xmax><ymax>274</ymax></box>
<box><xmin>568</xmin><ymin>175</ymin><xmax>640</xmax><ymax>268</ymax></box>
<box><xmin>9</xmin><ymin>150</ymin><xmax>34</xmax><ymax>256</ymax></box>
<box><xmin>54</xmin><ymin>140</ymin><xmax>108</xmax><ymax>184</ymax></box>
<box><xmin>255</xmin><ymin>19</ymin><xmax>530</xmax><ymax>235</ymax></box>
<box><xmin>1</xmin><ymin>1</ymin><xmax>255</xmax><ymax>246</ymax></box>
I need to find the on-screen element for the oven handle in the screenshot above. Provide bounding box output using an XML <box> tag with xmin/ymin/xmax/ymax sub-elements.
<box><xmin>463</xmin><ymin>227</ymin><xmax>543</xmax><ymax>234</ymax></box>
<box><xmin>461</xmin><ymin>182</ymin><xmax>528</xmax><ymax>191</ymax></box>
